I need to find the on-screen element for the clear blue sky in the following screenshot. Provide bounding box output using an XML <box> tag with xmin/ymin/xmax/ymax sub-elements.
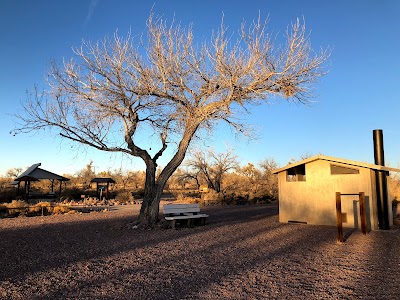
<box><xmin>1</xmin><ymin>0</ymin><xmax>400</xmax><ymax>176</ymax></box>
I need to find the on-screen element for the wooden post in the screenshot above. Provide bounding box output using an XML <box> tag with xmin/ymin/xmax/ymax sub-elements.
<box><xmin>336</xmin><ymin>192</ymin><xmax>343</xmax><ymax>243</ymax></box>
<box><xmin>359</xmin><ymin>192</ymin><xmax>367</xmax><ymax>235</ymax></box>
<box><xmin>106</xmin><ymin>182</ymin><xmax>109</xmax><ymax>200</ymax></box>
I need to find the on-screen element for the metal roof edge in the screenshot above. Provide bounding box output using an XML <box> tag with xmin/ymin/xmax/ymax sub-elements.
<box><xmin>272</xmin><ymin>155</ymin><xmax>400</xmax><ymax>174</ymax></box>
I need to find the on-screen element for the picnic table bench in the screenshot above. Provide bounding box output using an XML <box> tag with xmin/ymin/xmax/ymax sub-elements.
<box><xmin>163</xmin><ymin>203</ymin><xmax>209</xmax><ymax>229</ymax></box>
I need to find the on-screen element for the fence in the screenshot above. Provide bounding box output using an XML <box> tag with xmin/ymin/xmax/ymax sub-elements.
<box><xmin>336</xmin><ymin>192</ymin><xmax>368</xmax><ymax>243</ymax></box>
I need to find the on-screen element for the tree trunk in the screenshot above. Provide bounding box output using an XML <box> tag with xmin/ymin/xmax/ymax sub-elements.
<box><xmin>138</xmin><ymin>161</ymin><xmax>162</xmax><ymax>226</ymax></box>
<box><xmin>137</xmin><ymin>120</ymin><xmax>200</xmax><ymax>226</ymax></box>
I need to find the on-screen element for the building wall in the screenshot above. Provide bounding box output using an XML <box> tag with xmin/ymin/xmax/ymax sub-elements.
<box><xmin>278</xmin><ymin>160</ymin><xmax>379</xmax><ymax>230</ymax></box>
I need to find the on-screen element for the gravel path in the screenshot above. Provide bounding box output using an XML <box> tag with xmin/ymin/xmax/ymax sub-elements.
<box><xmin>0</xmin><ymin>204</ymin><xmax>399</xmax><ymax>299</ymax></box>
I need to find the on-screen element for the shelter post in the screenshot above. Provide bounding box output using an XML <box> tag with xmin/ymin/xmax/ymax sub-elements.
<box><xmin>359</xmin><ymin>192</ymin><xmax>367</xmax><ymax>234</ymax></box>
<box><xmin>106</xmin><ymin>182</ymin><xmax>109</xmax><ymax>199</ymax></box>
<box><xmin>336</xmin><ymin>192</ymin><xmax>343</xmax><ymax>243</ymax></box>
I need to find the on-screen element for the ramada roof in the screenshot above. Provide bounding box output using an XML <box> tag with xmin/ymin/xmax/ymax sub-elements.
<box><xmin>272</xmin><ymin>155</ymin><xmax>400</xmax><ymax>174</ymax></box>
<box><xmin>12</xmin><ymin>163</ymin><xmax>70</xmax><ymax>184</ymax></box>
<box><xmin>90</xmin><ymin>177</ymin><xmax>116</xmax><ymax>184</ymax></box>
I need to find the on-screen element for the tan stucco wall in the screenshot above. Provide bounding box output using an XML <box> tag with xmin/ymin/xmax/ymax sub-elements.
<box><xmin>278</xmin><ymin>160</ymin><xmax>380</xmax><ymax>230</ymax></box>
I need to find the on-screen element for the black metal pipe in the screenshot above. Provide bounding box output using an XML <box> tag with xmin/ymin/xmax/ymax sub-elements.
<box><xmin>373</xmin><ymin>129</ymin><xmax>385</xmax><ymax>165</ymax></box>
<box><xmin>373</xmin><ymin>129</ymin><xmax>390</xmax><ymax>230</ymax></box>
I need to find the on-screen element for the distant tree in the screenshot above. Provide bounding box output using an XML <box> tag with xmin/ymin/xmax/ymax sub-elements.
<box><xmin>389</xmin><ymin>170</ymin><xmax>400</xmax><ymax>202</ymax></box>
<box><xmin>289</xmin><ymin>152</ymin><xmax>318</xmax><ymax>164</ymax></box>
<box><xmin>227</xmin><ymin>158</ymin><xmax>279</xmax><ymax>201</ymax></box>
<box><xmin>6</xmin><ymin>167</ymin><xmax>23</xmax><ymax>178</ymax></box>
<box><xmin>238</xmin><ymin>162</ymin><xmax>263</xmax><ymax>193</ymax></box>
<box><xmin>75</xmin><ymin>161</ymin><xmax>96</xmax><ymax>189</ymax></box>
<box><xmin>259</xmin><ymin>158</ymin><xmax>279</xmax><ymax>200</ymax></box>
<box><xmin>176</xmin><ymin>166</ymin><xmax>202</xmax><ymax>190</ymax></box>
<box><xmin>184</xmin><ymin>149</ymin><xmax>238</xmax><ymax>193</ymax></box>
<box><xmin>259</xmin><ymin>157</ymin><xmax>279</xmax><ymax>176</ymax></box>
<box><xmin>170</xmin><ymin>168</ymin><xmax>199</xmax><ymax>190</ymax></box>
<box><xmin>13</xmin><ymin>13</ymin><xmax>328</xmax><ymax>225</ymax></box>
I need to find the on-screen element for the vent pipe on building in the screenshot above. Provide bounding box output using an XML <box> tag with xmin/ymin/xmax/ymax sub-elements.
<box><xmin>373</xmin><ymin>129</ymin><xmax>390</xmax><ymax>230</ymax></box>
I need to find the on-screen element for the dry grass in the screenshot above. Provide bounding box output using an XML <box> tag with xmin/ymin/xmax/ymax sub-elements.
<box><xmin>53</xmin><ymin>205</ymin><xmax>70</xmax><ymax>214</ymax></box>
<box><xmin>0</xmin><ymin>200</ymin><xmax>73</xmax><ymax>217</ymax></box>
<box><xmin>6</xmin><ymin>199</ymin><xmax>28</xmax><ymax>209</ymax></box>
<box><xmin>5</xmin><ymin>200</ymin><xmax>28</xmax><ymax>214</ymax></box>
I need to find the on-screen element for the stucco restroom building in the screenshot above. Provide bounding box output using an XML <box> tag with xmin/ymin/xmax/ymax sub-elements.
<box><xmin>272</xmin><ymin>155</ymin><xmax>399</xmax><ymax>230</ymax></box>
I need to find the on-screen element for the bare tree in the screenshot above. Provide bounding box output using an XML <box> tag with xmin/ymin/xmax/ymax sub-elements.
<box><xmin>75</xmin><ymin>161</ymin><xmax>96</xmax><ymax>189</ymax></box>
<box><xmin>174</xmin><ymin>167</ymin><xmax>202</xmax><ymax>190</ymax></box>
<box><xmin>185</xmin><ymin>149</ymin><xmax>239</xmax><ymax>193</ymax></box>
<box><xmin>13</xmin><ymin>14</ymin><xmax>329</xmax><ymax>225</ymax></box>
<box><xmin>6</xmin><ymin>167</ymin><xmax>23</xmax><ymax>178</ymax></box>
<box><xmin>259</xmin><ymin>158</ymin><xmax>279</xmax><ymax>200</ymax></box>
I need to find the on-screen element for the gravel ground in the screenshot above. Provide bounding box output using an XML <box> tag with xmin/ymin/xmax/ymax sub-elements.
<box><xmin>0</xmin><ymin>203</ymin><xmax>399</xmax><ymax>299</ymax></box>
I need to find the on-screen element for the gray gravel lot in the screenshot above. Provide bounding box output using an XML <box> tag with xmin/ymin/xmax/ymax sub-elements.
<box><xmin>0</xmin><ymin>203</ymin><xmax>399</xmax><ymax>299</ymax></box>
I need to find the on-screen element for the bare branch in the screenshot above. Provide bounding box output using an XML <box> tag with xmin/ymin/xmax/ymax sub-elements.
<box><xmin>13</xmin><ymin>13</ymin><xmax>329</xmax><ymax>224</ymax></box>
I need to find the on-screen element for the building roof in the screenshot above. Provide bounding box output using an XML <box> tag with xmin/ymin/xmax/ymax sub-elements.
<box><xmin>90</xmin><ymin>177</ymin><xmax>116</xmax><ymax>184</ymax></box>
<box><xmin>12</xmin><ymin>163</ymin><xmax>70</xmax><ymax>184</ymax></box>
<box><xmin>272</xmin><ymin>155</ymin><xmax>400</xmax><ymax>174</ymax></box>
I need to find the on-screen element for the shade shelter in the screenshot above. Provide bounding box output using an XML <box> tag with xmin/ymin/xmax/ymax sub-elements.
<box><xmin>272</xmin><ymin>155</ymin><xmax>400</xmax><ymax>230</ymax></box>
<box><xmin>90</xmin><ymin>178</ymin><xmax>115</xmax><ymax>200</ymax></box>
<box><xmin>12</xmin><ymin>163</ymin><xmax>70</xmax><ymax>201</ymax></box>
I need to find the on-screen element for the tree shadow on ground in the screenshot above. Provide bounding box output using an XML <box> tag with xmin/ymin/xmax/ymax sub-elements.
<box><xmin>5</xmin><ymin>204</ymin><xmax>394</xmax><ymax>299</ymax></box>
<box><xmin>0</xmin><ymin>204</ymin><xmax>276</xmax><ymax>281</ymax></box>
<box><xmin>1</xmin><ymin>203</ymin><xmax>360</xmax><ymax>299</ymax></box>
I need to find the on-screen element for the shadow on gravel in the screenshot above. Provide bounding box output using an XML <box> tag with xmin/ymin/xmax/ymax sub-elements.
<box><xmin>0</xmin><ymin>203</ymin><xmax>364</xmax><ymax>299</ymax></box>
<box><xmin>0</xmin><ymin>204</ymin><xmax>277</xmax><ymax>281</ymax></box>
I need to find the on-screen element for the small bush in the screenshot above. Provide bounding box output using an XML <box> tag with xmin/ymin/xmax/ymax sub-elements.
<box><xmin>28</xmin><ymin>205</ymin><xmax>41</xmax><ymax>214</ymax></box>
<box><xmin>53</xmin><ymin>205</ymin><xmax>70</xmax><ymax>214</ymax></box>
<box><xmin>131</xmin><ymin>188</ymin><xmax>144</xmax><ymax>199</ymax></box>
<box><xmin>203</xmin><ymin>189</ymin><xmax>223</xmax><ymax>202</ymax></box>
<box><xmin>0</xmin><ymin>187</ymin><xmax>18</xmax><ymax>203</ymax></box>
<box><xmin>176</xmin><ymin>196</ymin><xmax>201</xmax><ymax>204</ymax></box>
<box><xmin>115</xmin><ymin>190</ymin><xmax>133</xmax><ymax>204</ymax></box>
<box><xmin>5</xmin><ymin>200</ymin><xmax>28</xmax><ymax>215</ymax></box>
<box><xmin>0</xmin><ymin>204</ymin><xmax>7</xmax><ymax>213</ymax></box>
<box><xmin>61</xmin><ymin>187</ymin><xmax>86</xmax><ymax>201</ymax></box>
<box><xmin>6</xmin><ymin>200</ymin><xmax>28</xmax><ymax>209</ymax></box>
<box><xmin>36</xmin><ymin>201</ymin><xmax>54</xmax><ymax>214</ymax></box>
<box><xmin>173</xmin><ymin>192</ymin><xmax>185</xmax><ymax>202</ymax></box>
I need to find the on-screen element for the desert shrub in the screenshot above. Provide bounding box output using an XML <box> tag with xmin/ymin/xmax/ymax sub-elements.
<box><xmin>174</xmin><ymin>196</ymin><xmax>201</xmax><ymax>204</ymax></box>
<box><xmin>203</xmin><ymin>189</ymin><xmax>224</xmax><ymax>204</ymax></box>
<box><xmin>131</xmin><ymin>188</ymin><xmax>144</xmax><ymax>199</ymax></box>
<box><xmin>6</xmin><ymin>200</ymin><xmax>28</xmax><ymax>209</ymax></box>
<box><xmin>173</xmin><ymin>192</ymin><xmax>185</xmax><ymax>202</ymax></box>
<box><xmin>115</xmin><ymin>190</ymin><xmax>133</xmax><ymax>204</ymax></box>
<box><xmin>53</xmin><ymin>205</ymin><xmax>70</xmax><ymax>214</ymax></box>
<box><xmin>5</xmin><ymin>200</ymin><xmax>28</xmax><ymax>215</ymax></box>
<box><xmin>37</xmin><ymin>202</ymin><xmax>54</xmax><ymax>214</ymax></box>
<box><xmin>60</xmin><ymin>196</ymin><xmax>69</xmax><ymax>202</ymax></box>
<box><xmin>0</xmin><ymin>204</ymin><xmax>7</xmax><ymax>213</ymax></box>
<box><xmin>186</xmin><ymin>197</ymin><xmax>201</xmax><ymax>204</ymax></box>
<box><xmin>0</xmin><ymin>200</ymin><xmax>74</xmax><ymax>218</ymax></box>
<box><xmin>61</xmin><ymin>187</ymin><xmax>87</xmax><ymax>200</ymax></box>
<box><xmin>0</xmin><ymin>187</ymin><xmax>18</xmax><ymax>203</ymax></box>
<box><xmin>27</xmin><ymin>205</ymin><xmax>42</xmax><ymax>214</ymax></box>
